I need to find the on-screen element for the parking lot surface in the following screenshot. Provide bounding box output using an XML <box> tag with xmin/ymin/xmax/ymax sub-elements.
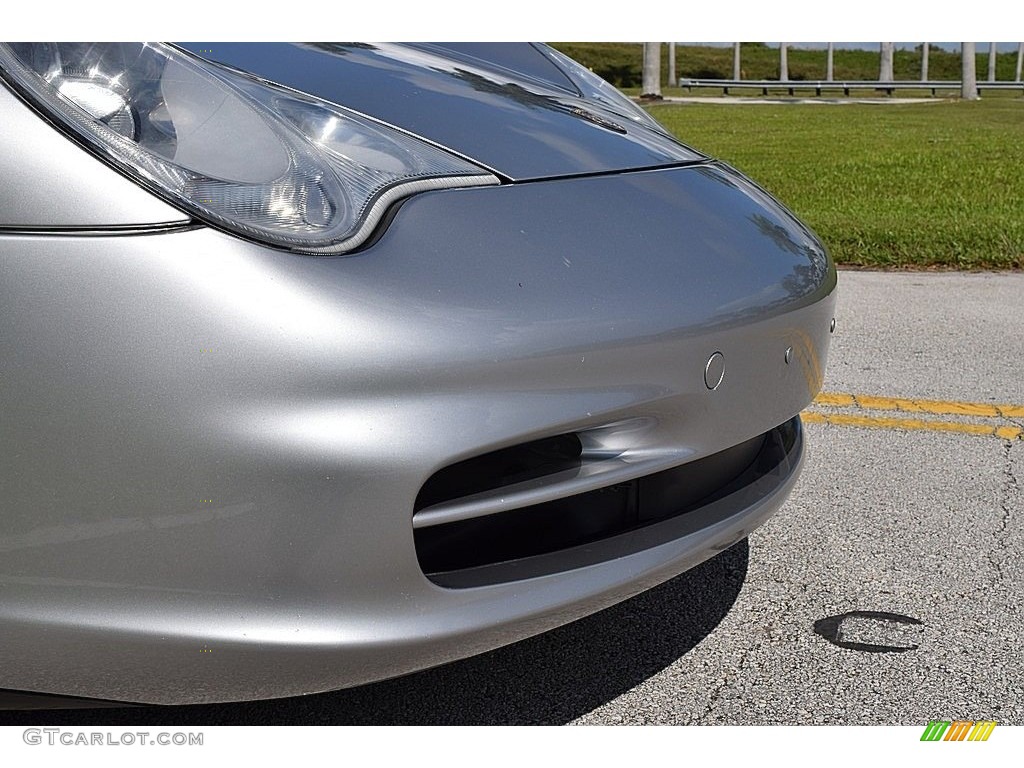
<box><xmin>3</xmin><ymin>270</ymin><xmax>1021</xmax><ymax>726</ymax></box>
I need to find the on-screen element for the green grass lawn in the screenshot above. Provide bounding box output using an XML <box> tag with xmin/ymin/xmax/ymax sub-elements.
<box><xmin>646</xmin><ymin>99</ymin><xmax>1024</xmax><ymax>269</ymax></box>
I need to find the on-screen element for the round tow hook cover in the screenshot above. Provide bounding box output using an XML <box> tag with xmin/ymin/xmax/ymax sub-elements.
<box><xmin>704</xmin><ymin>352</ymin><xmax>725</xmax><ymax>391</ymax></box>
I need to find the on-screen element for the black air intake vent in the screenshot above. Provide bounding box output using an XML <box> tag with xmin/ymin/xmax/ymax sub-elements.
<box><xmin>413</xmin><ymin>425</ymin><xmax>780</xmax><ymax>584</ymax></box>
<box><xmin>415</xmin><ymin>433</ymin><xmax>583</xmax><ymax>513</ymax></box>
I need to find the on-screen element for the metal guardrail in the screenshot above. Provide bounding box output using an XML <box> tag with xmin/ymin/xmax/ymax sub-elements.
<box><xmin>677</xmin><ymin>78</ymin><xmax>1024</xmax><ymax>96</ymax></box>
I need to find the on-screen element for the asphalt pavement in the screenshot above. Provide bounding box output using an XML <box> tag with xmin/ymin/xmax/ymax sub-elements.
<box><xmin>3</xmin><ymin>270</ymin><xmax>1021</xmax><ymax>726</ymax></box>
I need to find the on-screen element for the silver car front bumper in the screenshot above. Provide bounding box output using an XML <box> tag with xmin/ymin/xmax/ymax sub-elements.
<box><xmin>0</xmin><ymin>162</ymin><xmax>836</xmax><ymax>704</ymax></box>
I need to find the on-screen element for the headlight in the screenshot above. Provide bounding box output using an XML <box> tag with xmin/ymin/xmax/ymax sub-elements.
<box><xmin>0</xmin><ymin>42</ymin><xmax>499</xmax><ymax>254</ymax></box>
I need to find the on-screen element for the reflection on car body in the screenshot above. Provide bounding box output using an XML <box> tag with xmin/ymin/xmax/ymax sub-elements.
<box><xmin>0</xmin><ymin>42</ymin><xmax>836</xmax><ymax>707</ymax></box>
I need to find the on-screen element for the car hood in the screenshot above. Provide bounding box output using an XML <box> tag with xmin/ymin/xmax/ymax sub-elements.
<box><xmin>176</xmin><ymin>42</ymin><xmax>705</xmax><ymax>181</ymax></box>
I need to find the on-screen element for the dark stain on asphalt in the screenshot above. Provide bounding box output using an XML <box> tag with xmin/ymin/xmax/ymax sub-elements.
<box><xmin>813</xmin><ymin>610</ymin><xmax>924</xmax><ymax>653</ymax></box>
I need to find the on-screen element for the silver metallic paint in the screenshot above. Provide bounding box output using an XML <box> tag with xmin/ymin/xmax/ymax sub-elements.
<box><xmin>0</xmin><ymin>86</ymin><xmax>188</xmax><ymax>229</ymax></box>
<box><xmin>1</xmin><ymin>162</ymin><xmax>834</xmax><ymax>703</ymax></box>
<box><xmin>0</xmin><ymin>43</ymin><xmax>836</xmax><ymax>704</ymax></box>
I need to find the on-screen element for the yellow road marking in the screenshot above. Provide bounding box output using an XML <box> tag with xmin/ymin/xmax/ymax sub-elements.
<box><xmin>801</xmin><ymin>411</ymin><xmax>1023</xmax><ymax>440</ymax></box>
<box><xmin>813</xmin><ymin>392</ymin><xmax>1024</xmax><ymax>420</ymax></box>
<box><xmin>804</xmin><ymin>390</ymin><xmax>1024</xmax><ymax>441</ymax></box>
<box><xmin>814</xmin><ymin>392</ymin><xmax>856</xmax><ymax>408</ymax></box>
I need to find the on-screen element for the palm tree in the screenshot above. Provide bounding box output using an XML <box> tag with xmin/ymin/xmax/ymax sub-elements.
<box><xmin>921</xmin><ymin>43</ymin><xmax>929</xmax><ymax>81</ymax></box>
<box><xmin>779</xmin><ymin>43</ymin><xmax>789</xmax><ymax>81</ymax></box>
<box><xmin>641</xmin><ymin>43</ymin><xmax>662</xmax><ymax>99</ymax></box>
<box><xmin>879</xmin><ymin>42</ymin><xmax>894</xmax><ymax>82</ymax></box>
<box><xmin>988</xmin><ymin>42</ymin><xmax>998</xmax><ymax>81</ymax></box>
<box><xmin>961</xmin><ymin>42</ymin><xmax>979</xmax><ymax>99</ymax></box>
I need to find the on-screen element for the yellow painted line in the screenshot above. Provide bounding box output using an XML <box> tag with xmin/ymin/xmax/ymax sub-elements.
<box><xmin>801</xmin><ymin>412</ymin><xmax>1023</xmax><ymax>441</ymax></box>
<box><xmin>814</xmin><ymin>392</ymin><xmax>1024</xmax><ymax>420</ymax></box>
<box><xmin>814</xmin><ymin>392</ymin><xmax>856</xmax><ymax>408</ymax></box>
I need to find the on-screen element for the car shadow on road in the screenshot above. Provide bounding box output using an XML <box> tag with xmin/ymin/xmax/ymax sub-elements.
<box><xmin>0</xmin><ymin>540</ymin><xmax>748</xmax><ymax>726</ymax></box>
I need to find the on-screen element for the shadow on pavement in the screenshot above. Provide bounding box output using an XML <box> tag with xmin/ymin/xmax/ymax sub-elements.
<box><xmin>0</xmin><ymin>540</ymin><xmax>749</xmax><ymax>725</ymax></box>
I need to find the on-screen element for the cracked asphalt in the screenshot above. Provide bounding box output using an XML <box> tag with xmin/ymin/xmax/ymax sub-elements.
<box><xmin>577</xmin><ymin>271</ymin><xmax>1024</xmax><ymax>726</ymax></box>
<box><xmin>2</xmin><ymin>270</ymin><xmax>1021</xmax><ymax>726</ymax></box>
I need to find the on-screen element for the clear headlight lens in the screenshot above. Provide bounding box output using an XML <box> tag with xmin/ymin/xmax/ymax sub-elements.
<box><xmin>0</xmin><ymin>42</ymin><xmax>498</xmax><ymax>254</ymax></box>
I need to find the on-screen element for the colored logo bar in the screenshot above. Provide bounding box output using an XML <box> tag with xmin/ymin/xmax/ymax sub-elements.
<box><xmin>921</xmin><ymin>720</ymin><xmax>997</xmax><ymax>741</ymax></box>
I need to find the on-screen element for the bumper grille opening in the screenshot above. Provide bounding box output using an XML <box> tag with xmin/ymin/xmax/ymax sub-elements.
<box><xmin>414</xmin><ymin>429</ymin><xmax>771</xmax><ymax>581</ymax></box>
<box><xmin>414</xmin><ymin>433</ymin><xmax>584</xmax><ymax>512</ymax></box>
